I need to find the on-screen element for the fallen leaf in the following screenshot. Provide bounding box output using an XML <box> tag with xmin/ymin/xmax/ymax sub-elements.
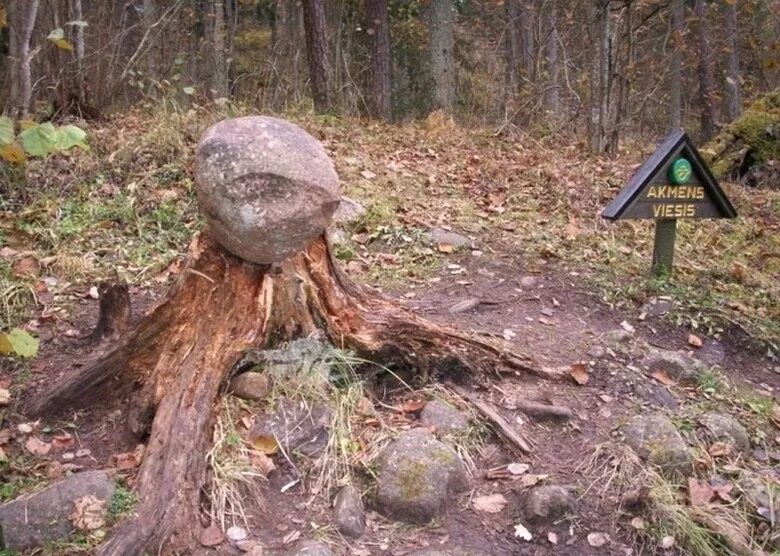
<box><xmin>112</xmin><ymin>444</ymin><xmax>144</xmax><ymax>469</ymax></box>
<box><xmin>437</xmin><ymin>242</ymin><xmax>454</xmax><ymax>254</ymax></box>
<box><xmin>630</xmin><ymin>516</ymin><xmax>646</xmax><ymax>530</ymax></box>
<box><xmin>400</xmin><ymin>399</ymin><xmax>426</xmax><ymax>413</ymax></box>
<box><xmin>687</xmin><ymin>477</ymin><xmax>714</xmax><ymax>506</ymax></box>
<box><xmin>12</xmin><ymin>255</ymin><xmax>40</xmax><ymax>278</ymax></box>
<box><xmin>518</xmin><ymin>474</ymin><xmax>548</xmax><ymax>488</ymax></box>
<box><xmin>514</xmin><ymin>521</ymin><xmax>532</xmax><ymax>541</ymax></box>
<box><xmin>249</xmin><ymin>451</ymin><xmax>276</xmax><ymax>476</ymax></box>
<box><xmin>52</xmin><ymin>433</ymin><xmax>75</xmax><ymax>450</ymax></box>
<box><xmin>0</xmin><ymin>388</ymin><xmax>9</xmax><ymax>406</ymax></box>
<box><xmin>547</xmin><ymin>531</ymin><xmax>558</xmax><ymax>544</ymax></box>
<box><xmin>251</xmin><ymin>434</ymin><xmax>279</xmax><ymax>455</ymax></box>
<box><xmin>587</xmin><ymin>532</ymin><xmax>610</xmax><ymax>547</ymax></box>
<box><xmin>620</xmin><ymin>320</ymin><xmax>635</xmax><ymax>334</ymax></box>
<box><xmin>507</xmin><ymin>462</ymin><xmax>529</xmax><ymax>475</ymax></box>
<box><xmin>473</xmin><ymin>493</ymin><xmax>507</xmax><ymax>513</ymax></box>
<box><xmin>708</xmin><ymin>442</ymin><xmax>731</xmax><ymax>457</ymax></box>
<box><xmin>70</xmin><ymin>495</ymin><xmax>106</xmax><ymax>531</ymax></box>
<box><xmin>688</xmin><ymin>334</ymin><xmax>703</xmax><ymax>348</ymax></box>
<box><xmin>25</xmin><ymin>436</ymin><xmax>51</xmax><ymax>456</ymax></box>
<box><xmin>711</xmin><ymin>483</ymin><xmax>734</xmax><ymax>503</ymax></box>
<box><xmin>651</xmin><ymin>370</ymin><xmax>675</xmax><ymax>386</ymax></box>
<box><xmin>570</xmin><ymin>363</ymin><xmax>589</xmax><ymax>385</ymax></box>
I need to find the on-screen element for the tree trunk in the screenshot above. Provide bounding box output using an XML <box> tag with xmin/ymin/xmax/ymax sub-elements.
<box><xmin>505</xmin><ymin>0</ymin><xmax>521</xmax><ymax>103</ymax></box>
<box><xmin>27</xmin><ymin>232</ymin><xmax>544</xmax><ymax>555</ymax></box>
<box><xmin>545</xmin><ymin>3</ymin><xmax>560</xmax><ymax>118</ymax></box>
<box><xmin>723</xmin><ymin>0</ymin><xmax>741</xmax><ymax>122</ymax></box>
<box><xmin>520</xmin><ymin>0</ymin><xmax>534</xmax><ymax>80</ymax></box>
<box><xmin>693</xmin><ymin>0</ymin><xmax>716</xmax><ymax>141</ymax></box>
<box><xmin>423</xmin><ymin>0</ymin><xmax>456</xmax><ymax>114</ymax></box>
<box><xmin>71</xmin><ymin>0</ymin><xmax>86</xmax><ymax>104</ymax></box>
<box><xmin>143</xmin><ymin>0</ymin><xmax>158</xmax><ymax>78</ymax></box>
<box><xmin>669</xmin><ymin>0</ymin><xmax>684</xmax><ymax>130</ymax></box>
<box><xmin>271</xmin><ymin>0</ymin><xmax>305</xmax><ymax>106</ymax></box>
<box><xmin>365</xmin><ymin>0</ymin><xmax>391</xmax><ymax>120</ymax></box>
<box><xmin>302</xmin><ymin>0</ymin><xmax>331</xmax><ymax>113</ymax></box>
<box><xmin>209</xmin><ymin>0</ymin><xmax>229</xmax><ymax>98</ymax></box>
<box><xmin>7</xmin><ymin>0</ymin><xmax>40</xmax><ymax>120</ymax></box>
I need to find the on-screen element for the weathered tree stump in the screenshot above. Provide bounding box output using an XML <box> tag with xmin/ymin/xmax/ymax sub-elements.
<box><xmin>27</xmin><ymin>116</ymin><xmax>543</xmax><ymax>555</ymax></box>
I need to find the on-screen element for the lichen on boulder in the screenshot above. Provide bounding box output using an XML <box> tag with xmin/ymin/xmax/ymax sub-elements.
<box><xmin>702</xmin><ymin>90</ymin><xmax>780</xmax><ymax>189</ymax></box>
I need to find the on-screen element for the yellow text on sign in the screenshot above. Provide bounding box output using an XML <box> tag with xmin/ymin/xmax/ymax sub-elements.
<box><xmin>646</xmin><ymin>185</ymin><xmax>705</xmax><ymax>200</ymax></box>
<box><xmin>652</xmin><ymin>204</ymin><xmax>695</xmax><ymax>218</ymax></box>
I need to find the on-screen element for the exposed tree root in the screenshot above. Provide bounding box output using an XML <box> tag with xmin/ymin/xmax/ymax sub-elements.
<box><xmin>27</xmin><ymin>232</ymin><xmax>543</xmax><ymax>555</ymax></box>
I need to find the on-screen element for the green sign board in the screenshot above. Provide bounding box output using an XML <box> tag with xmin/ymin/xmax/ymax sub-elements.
<box><xmin>602</xmin><ymin>130</ymin><xmax>737</xmax><ymax>275</ymax></box>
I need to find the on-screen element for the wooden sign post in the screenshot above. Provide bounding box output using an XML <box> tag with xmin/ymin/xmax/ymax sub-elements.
<box><xmin>602</xmin><ymin>130</ymin><xmax>737</xmax><ymax>276</ymax></box>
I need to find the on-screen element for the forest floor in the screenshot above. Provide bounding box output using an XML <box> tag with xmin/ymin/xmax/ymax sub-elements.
<box><xmin>0</xmin><ymin>105</ymin><xmax>778</xmax><ymax>555</ymax></box>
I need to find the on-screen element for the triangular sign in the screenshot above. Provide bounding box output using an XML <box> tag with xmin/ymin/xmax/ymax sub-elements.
<box><xmin>602</xmin><ymin>129</ymin><xmax>737</xmax><ymax>221</ymax></box>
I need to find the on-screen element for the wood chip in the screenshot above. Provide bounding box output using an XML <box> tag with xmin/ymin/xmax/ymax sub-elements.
<box><xmin>569</xmin><ymin>363</ymin><xmax>589</xmax><ymax>385</ymax></box>
<box><xmin>651</xmin><ymin>370</ymin><xmax>675</xmax><ymax>386</ymax></box>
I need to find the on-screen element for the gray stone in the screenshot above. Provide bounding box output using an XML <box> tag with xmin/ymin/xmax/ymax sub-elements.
<box><xmin>240</xmin><ymin>338</ymin><xmax>329</xmax><ymax>381</ymax></box>
<box><xmin>427</xmin><ymin>228</ymin><xmax>473</xmax><ymax>249</ymax></box>
<box><xmin>606</xmin><ymin>329</ymin><xmax>632</xmax><ymax>344</ymax></box>
<box><xmin>642</xmin><ymin>384</ymin><xmax>680</xmax><ymax>409</ymax></box>
<box><xmin>699</xmin><ymin>412</ymin><xmax>750</xmax><ymax>453</ymax></box>
<box><xmin>587</xmin><ymin>345</ymin><xmax>607</xmax><ymax>359</ymax></box>
<box><xmin>623</xmin><ymin>414</ymin><xmax>692</xmax><ymax>477</ymax></box>
<box><xmin>289</xmin><ymin>540</ymin><xmax>333</xmax><ymax>556</ymax></box>
<box><xmin>641</xmin><ymin>297</ymin><xmax>673</xmax><ymax>317</ymax></box>
<box><xmin>0</xmin><ymin>471</ymin><xmax>115</xmax><ymax>551</ymax></box>
<box><xmin>419</xmin><ymin>400</ymin><xmax>469</xmax><ymax>435</ymax></box>
<box><xmin>519</xmin><ymin>276</ymin><xmax>537</xmax><ymax>288</ymax></box>
<box><xmin>195</xmin><ymin>116</ymin><xmax>340</xmax><ymax>264</ymax></box>
<box><xmin>250</xmin><ymin>399</ymin><xmax>331</xmax><ymax>458</ymax></box>
<box><xmin>228</xmin><ymin>372</ymin><xmax>269</xmax><ymax>401</ymax></box>
<box><xmin>376</xmin><ymin>428</ymin><xmax>468</xmax><ymax>524</ymax></box>
<box><xmin>738</xmin><ymin>475</ymin><xmax>780</xmax><ymax>521</ymax></box>
<box><xmin>333</xmin><ymin>196</ymin><xmax>366</xmax><ymax>225</ymax></box>
<box><xmin>522</xmin><ymin>485</ymin><xmax>574</xmax><ymax>523</ymax></box>
<box><xmin>333</xmin><ymin>485</ymin><xmax>365</xmax><ymax>538</ymax></box>
<box><xmin>642</xmin><ymin>350</ymin><xmax>706</xmax><ymax>383</ymax></box>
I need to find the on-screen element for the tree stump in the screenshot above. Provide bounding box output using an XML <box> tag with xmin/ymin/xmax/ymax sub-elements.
<box><xmin>27</xmin><ymin>116</ymin><xmax>543</xmax><ymax>555</ymax></box>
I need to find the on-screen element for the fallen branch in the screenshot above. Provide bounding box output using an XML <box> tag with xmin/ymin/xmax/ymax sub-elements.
<box><xmin>514</xmin><ymin>400</ymin><xmax>572</xmax><ymax>421</ymax></box>
<box><xmin>449</xmin><ymin>384</ymin><xmax>532</xmax><ymax>454</ymax></box>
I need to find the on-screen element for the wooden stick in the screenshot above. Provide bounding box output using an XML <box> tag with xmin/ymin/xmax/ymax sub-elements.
<box><xmin>449</xmin><ymin>384</ymin><xmax>532</xmax><ymax>454</ymax></box>
<box><xmin>514</xmin><ymin>400</ymin><xmax>572</xmax><ymax>421</ymax></box>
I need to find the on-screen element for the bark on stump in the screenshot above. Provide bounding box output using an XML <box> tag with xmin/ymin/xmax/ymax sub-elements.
<box><xmin>27</xmin><ymin>116</ymin><xmax>542</xmax><ymax>555</ymax></box>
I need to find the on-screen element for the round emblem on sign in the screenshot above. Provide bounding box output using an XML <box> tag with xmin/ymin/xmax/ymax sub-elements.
<box><xmin>669</xmin><ymin>157</ymin><xmax>693</xmax><ymax>185</ymax></box>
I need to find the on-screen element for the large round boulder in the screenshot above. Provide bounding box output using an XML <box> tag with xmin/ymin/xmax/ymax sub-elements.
<box><xmin>195</xmin><ymin>116</ymin><xmax>340</xmax><ymax>264</ymax></box>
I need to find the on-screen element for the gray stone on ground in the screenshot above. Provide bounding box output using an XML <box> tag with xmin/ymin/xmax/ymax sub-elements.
<box><xmin>699</xmin><ymin>412</ymin><xmax>750</xmax><ymax>453</ymax></box>
<box><xmin>623</xmin><ymin>414</ymin><xmax>692</xmax><ymax>477</ymax></box>
<box><xmin>240</xmin><ymin>338</ymin><xmax>329</xmax><ymax>381</ymax></box>
<box><xmin>642</xmin><ymin>350</ymin><xmax>706</xmax><ymax>383</ymax></box>
<box><xmin>289</xmin><ymin>540</ymin><xmax>333</xmax><ymax>555</ymax></box>
<box><xmin>376</xmin><ymin>428</ymin><xmax>468</xmax><ymax>524</ymax></box>
<box><xmin>522</xmin><ymin>485</ymin><xmax>574</xmax><ymax>523</ymax></box>
<box><xmin>419</xmin><ymin>400</ymin><xmax>469</xmax><ymax>435</ymax></box>
<box><xmin>195</xmin><ymin>116</ymin><xmax>340</xmax><ymax>264</ymax></box>
<box><xmin>0</xmin><ymin>470</ymin><xmax>115</xmax><ymax>551</ymax></box>
<box><xmin>333</xmin><ymin>485</ymin><xmax>365</xmax><ymax>538</ymax></box>
<box><xmin>250</xmin><ymin>399</ymin><xmax>331</xmax><ymax>458</ymax></box>
<box><xmin>519</xmin><ymin>276</ymin><xmax>537</xmax><ymax>288</ymax></box>
<box><xmin>426</xmin><ymin>228</ymin><xmax>473</xmax><ymax>249</ymax></box>
<box><xmin>738</xmin><ymin>474</ymin><xmax>780</xmax><ymax>521</ymax></box>
<box><xmin>228</xmin><ymin>372</ymin><xmax>269</xmax><ymax>401</ymax></box>
<box><xmin>606</xmin><ymin>329</ymin><xmax>632</xmax><ymax>344</ymax></box>
<box><xmin>333</xmin><ymin>196</ymin><xmax>366</xmax><ymax>225</ymax></box>
<box><xmin>641</xmin><ymin>297</ymin><xmax>673</xmax><ymax>317</ymax></box>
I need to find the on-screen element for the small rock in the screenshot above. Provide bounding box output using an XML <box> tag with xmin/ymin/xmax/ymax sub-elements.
<box><xmin>333</xmin><ymin>485</ymin><xmax>365</xmax><ymax>538</ymax></box>
<box><xmin>642</xmin><ymin>350</ymin><xmax>706</xmax><ymax>383</ymax></box>
<box><xmin>419</xmin><ymin>400</ymin><xmax>469</xmax><ymax>435</ymax></box>
<box><xmin>521</xmin><ymin>485</ymin><xmax>574</xmax><ymax>523</ymax></box>
<box><xmin>642</xmin><ymin>384</ymin><xmax>679</xmax><ymax>409</ymax></box>
<box><xmin>226</xmin><ymin>525</ymin><xmax>248</xmax><ymax>542</ymax></box>
<box><xmin>332</xmin><ymin>196</ymin><xmax>366</xmax><ymax>225</ymax></box>
<box><xmin>606</xmin><ymin>329</ymin><xmax>632</xmax><ymax>344</ymax></box>
<box><xmin>0</xmin><ymin>471</ymin><xmax>115</xmax><ymax>551</ymax></box>
<box><xmin>738</xmin><ymin>475</ymin><xmax>780</xmax><ymax>520</ymax></box>
<box><xmin>641</xmin><ymin>297</ymin><xmax>673</xmax><ymax>317</ymax></box>
<box><xmin>229</xmin><ymin>372</ymin><xmax>270</xmax><ymax>401</ymax></box>
<box><xmin>520</xmin><ymin>276</ymin><xmax>537</xmax><ymax>288</ymax></box>
<box><xmin>426</xmin><ymin>228</ymin><xmax>472</xmax><ymax>250</ymax></box>
<box><xmin>289</xmin><ymin>540</ymin><xmax>333</xmax><ymax>556</ymax></box>
<box><xmin>587</xmin><ymin>345</ymin><xmax>607</xmax><ymax>359</ymax></box>
<box><xmin>376</xmin><ymin>428</ymin><xmax>468</xmax><ymax>524</ymax></box>
<box><xmin>699</xmin><ymin>412</ymin><xmax>750</xmax><ymax>453</ymax></box>
<box><xmin>200</xmin><ymin>525</ymin><xmax>225</xmax><ymax>547</ymax></box>
<box><xmin>623</xmin><ymin>414</ymin><xmax>693</xmax><ymax>477</ymax></box>
<box><xmin>250</xmin><ymin>399</ymin><xmax>331</xmax><ymax>458</ymax></box>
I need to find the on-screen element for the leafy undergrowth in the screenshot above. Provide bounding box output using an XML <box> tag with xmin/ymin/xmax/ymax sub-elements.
<box><xmin>0</xmin><ymin>104</ymin><xmax>777</xmax><ymax>349</ymax></box>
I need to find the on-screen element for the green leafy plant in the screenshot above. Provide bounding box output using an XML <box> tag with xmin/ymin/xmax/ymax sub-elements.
<box><xmin>0</xmin><ymin>327</ymin><xmax>39</xmax><ymax>358</ymax></box>
<box><xmin>0</xmin><ymin>116</ymin><xmax>88</xmax><ymax>164</ymax></box>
